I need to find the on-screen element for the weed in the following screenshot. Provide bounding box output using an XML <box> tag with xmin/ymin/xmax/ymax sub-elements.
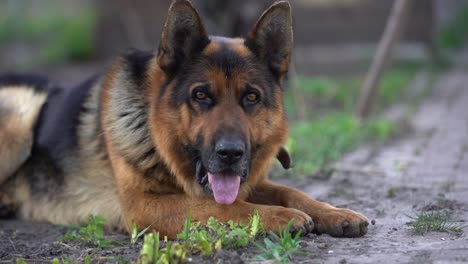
<box><xmin>394</xmin><ymin>160</ymin><xmax>409</xmax><ymax>171</ymax></box>
<box><xmin>178</xmin><ymin>210</ymin><xmax>265</xmax><ymax>255</ymax></box>
<box><xmin>138</xmin><ymin>231</ymin><xmax>185</xmax><ymax>264</ymax></box>
<box><xmin>15</xmin><ymin>258</ymin><xmax>26</xmax><ymax>264</ymax></box>
<box><xmin>407</xmin><ymin>210</ymin><xmax>467</xmax><ymax>235</ymax></box>
<box><xmin>367</xmin><ymin>118</ymin><xmax>394</xmax><ymax>142</ymax></box>
<box><xmin>387</xmin><ymin>188</ymin><xmax>397</xmax><ymax>198</ymax></box>
<box><xmin>116</xmin><ymin>255</ymin><xmax>131</xmax><ymax>264</ymax></box>
<box><xmin>61</xmin><ymin>256</ymin><xmax>74</xmax><ymax>264</ymax></box>
<box><xmin>60</xmin><ymin>215</ymin><xmax>114</xmax><ymax>248</ymax></box>
<box><xmin>131</xmin><ymin>220</ymin><xmax>153</xmax><ymax>244</ymax></box>
<box><xmin>137</xmin><ymin>211</ymin><xmax>270</xmax><ymax>262</ymax></box>
<box><xmin>255</xmin><ymin>220</ymin><xmax>306</xmax><ymax>263</ymax></box>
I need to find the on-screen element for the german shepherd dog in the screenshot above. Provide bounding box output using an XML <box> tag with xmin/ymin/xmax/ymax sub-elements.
<box><xmin>0</xmin><ymin>0</ymin><xmax>368</xmax><ymax>238</ymax></box>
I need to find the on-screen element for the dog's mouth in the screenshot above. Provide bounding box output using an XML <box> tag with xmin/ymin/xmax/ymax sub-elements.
<box><xmin>196</xmin><ymin>160</ymin><xmax>245</xmax><ymax>205</ymax></box>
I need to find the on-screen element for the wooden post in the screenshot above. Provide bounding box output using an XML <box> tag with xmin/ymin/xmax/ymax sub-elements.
<box><xmin>355</xmin><ymin>0</ymin><xmax>411</xmax><ymax>120</ymax></box>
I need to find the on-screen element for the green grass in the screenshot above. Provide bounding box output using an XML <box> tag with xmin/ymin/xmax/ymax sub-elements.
<box><xmin>137</xmin><ymin>211</ymin><xmax>308</xmax><ymax>263</ymax></box>
<box><xmin>138</xmin><ymin>211</ymin><xmax>265</xmax><ymax>263</ymax></box>
<box><xmin>60</xmin><ymin>215</ymin><xmax>114</xmax><ymax>249</ymax></box>
<box><xmin>283</xmin><ymin>64</ymin><xmax>419</xmax><ymax>175</ymax></box>
<box><xmin>255</xmin><ymin>220</ymin><xmax>306</xmax><ymax>263</ymax></box>
<box><xmin>436</xmin><ymin>5</ymin><xmax>468</xmax><ymax>50</ymax></box>
<box><xmin>0</xmin><ymin>2</ymin><xmax>96</xmax><ymax>64</ymax></box>
<box><xmin>178</xmin><ymin>211</ymin><xmax>264</xmax><ymax>254</ymax></box>
<box><xmin>286</xmin><ymin>64</ymin><xmax>420</xmax><ymax>117</ymax></box>
<box><xmin>407</xmin><ymin>210</ymin><xmax>467</xmax><ymax>235</ymax></box>
<box><xmin>15</xmin><ymin>258</ymin><xmax>26</xmax><ymax>264</ymax></box>
<box><xmin>56</xmin><ymin>213</ymin><xmax>306</xmax><ymax>262</ymax></box>
<box><xmin>131</xmin><ymin>220</ymin><xmax>153</xmax><ymax>244</ymax></box>
<box><xmin>286</xmin><ymin>113</ymin><xmax>394</xmax><ymax>175</ymax></box>
<box><xmin>387</xmin><ymin>188</ymin><xmax>397</xmax><ymax>198</ymax></box>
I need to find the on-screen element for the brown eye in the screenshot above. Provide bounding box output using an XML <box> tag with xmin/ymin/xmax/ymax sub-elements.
<box><xmin>246</xmin><ymin>93</ymin><xmax>258</xmax><ymax>102</ymax></box>
<box><xmin>195</xmin><ymin>91</ymin><xmax>207</xmax><ymax>100</ymax></box>
<box><xmin>192</xmin><ymin>88</ymin><xmax>213</xmax><ymax>107</ymax></box>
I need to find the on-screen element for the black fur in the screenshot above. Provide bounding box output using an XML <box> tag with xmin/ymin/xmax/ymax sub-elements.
<box><xmin>33</xmin><ymin>76</ymin><xmax>98</xmax><ymax>167</ymax></box>
<box><xmin>122</xmin><ymin>49</ymin><xmax>154</xmax><ymax>88</ymax></box>
<box><xmin>0</xmin><ymin>74</ymin><xmax>52</xmax><ymax>91</ymax></box>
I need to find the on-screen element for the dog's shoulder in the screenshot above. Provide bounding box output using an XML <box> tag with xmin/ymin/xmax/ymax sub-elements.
<box><xmin>100</xmin><ymin>49</ymin><xmax>162</xmax><ymax>174</ymax></box>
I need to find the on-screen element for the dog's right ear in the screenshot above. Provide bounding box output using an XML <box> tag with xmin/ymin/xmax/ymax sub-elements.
<box><xmin>157</xmin><ymin>0</ymin><xmax>209</xmax><ymax>75</ymax></box>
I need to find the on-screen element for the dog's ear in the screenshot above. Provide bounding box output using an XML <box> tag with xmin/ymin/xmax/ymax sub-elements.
<box><xmin>276</xmin><ymin>146</ymin><xmax>292</xmax><ymax>169</ymax></box>
<box><xmin>157</xmin><ymin>0</ymin><xmax>209</xmax><ymax>75</ymax></box>
<box><xmin>245</xmin><ymin>1</ymin><xmax>293</xmax><ymax>79</ymax></box>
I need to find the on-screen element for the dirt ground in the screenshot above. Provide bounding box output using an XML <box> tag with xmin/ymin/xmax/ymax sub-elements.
<box><xmin>1</xmin><ymin>67</ymin><xmax>468</xmax><ymax>263</ymax></box>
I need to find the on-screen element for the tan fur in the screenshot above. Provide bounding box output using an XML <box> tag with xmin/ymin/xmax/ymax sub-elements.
<box><xmin>0</xmin><ymin>86</ymin><xmax>47</xmax><ymax>183</ymax></box>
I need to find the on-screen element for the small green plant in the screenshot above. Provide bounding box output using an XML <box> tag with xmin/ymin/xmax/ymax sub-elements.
<box><xmin>255</xmin><ymin>220</ymin><xmax>306</xmax><ymax>263</ymax></box>
<box><xmin>131</xmin><ymin>220</ymin><xmax>153</xmax><ymax>244</ymax></box>
<box><xmin>16</xmin><ymin>258</ymin><xmax>26</xmax><ymax>264</ymax></box>
<box><xmin>61</xmin><ymin>256</ymin><xmax>74</xmax><ymax>264</ymax></box>
<box><xmin>387</xmin><ymin>188</ymin><xmax>397</xmax><ymax>198</ymax></box>
<box><xmin>407</xmin><ymin>210</ymin><xmax>467</xmax><ymax>235</ymax></box>
<box><xmin>138</xmin><ymin>211</ymin><xmax>267</xmax><ymax>262</ymax></box>
<box><xmin>60</xmin><ymin>215</ymin><xmax>114</xmax><ymax>248</ymax></box>
<box><xmin>178</xmin><ymin>210</ymin><xmax>265</xmax><ymax>255</ymax></box>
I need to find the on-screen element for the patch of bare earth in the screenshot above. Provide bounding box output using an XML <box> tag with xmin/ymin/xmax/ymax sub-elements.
<box><xmin>286</xmin><ymin>70</ymin><xmax>468</xmax><ymax>263</ymax></box>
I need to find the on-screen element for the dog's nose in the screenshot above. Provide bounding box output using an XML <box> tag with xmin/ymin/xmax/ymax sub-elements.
<box><xmin>215</xmin><ymin>138</ymin><xmax>245</xmax><ymax>164</ymax></box>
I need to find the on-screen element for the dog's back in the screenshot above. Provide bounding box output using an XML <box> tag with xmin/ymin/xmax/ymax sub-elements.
<box><xmin>0</xmin><ymin>74</ymin><xmax>124</xmax><ymax>228</ymax></box>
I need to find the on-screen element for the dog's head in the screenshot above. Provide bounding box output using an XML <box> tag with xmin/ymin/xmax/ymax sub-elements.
<box><xmin>149</xmin><ymin>0</ymin><xmax>293</xmax><ymax>204</ymax></box>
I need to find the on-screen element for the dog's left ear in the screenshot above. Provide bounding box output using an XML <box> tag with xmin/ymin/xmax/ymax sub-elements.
<box><xmin>245</xmin><ymin>1</ymin><xmax>293</xmax><ymax>79</ymax></box>
<box><xmin>276</xmin><ymin>146</ymin><xmax>292</xmax><ymax>169</ymax></box>
<box><xmin>157</xmin><ymin>0</ymin><xmax>209</xmax><ymax>75</ymax></box>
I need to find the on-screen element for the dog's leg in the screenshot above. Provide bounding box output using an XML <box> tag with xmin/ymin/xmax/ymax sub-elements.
<box><xmin>247</xmin><ymin>180</ymin><xmax>369</xmax><ymax>237</ymax></box>
<box><xmin>122</xmin><ymin>193</ymin><xmax>314</xmax><ymax>239</ymax></box>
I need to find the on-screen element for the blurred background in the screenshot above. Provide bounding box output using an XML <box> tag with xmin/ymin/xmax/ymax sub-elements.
<box><xmin>1</xmin><ymin>0</ymin><xmax>467</xmax><ymax>177</ymax></box>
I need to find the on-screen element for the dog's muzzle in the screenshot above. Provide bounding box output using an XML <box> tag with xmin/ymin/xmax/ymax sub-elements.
<box><xmin>196</xmin><ymin>136</ymin><xmax>250</xmax><ymax>205</ymax></box>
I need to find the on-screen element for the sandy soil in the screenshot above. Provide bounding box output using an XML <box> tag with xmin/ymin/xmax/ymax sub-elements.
<box><xmin>1</xmin><ymin>69</ymin><xmax>467</xmax><ymax>263</ymax></box>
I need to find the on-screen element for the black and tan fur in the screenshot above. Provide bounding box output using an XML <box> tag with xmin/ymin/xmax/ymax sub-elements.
<box><xmin>0</xmin><ymin>0</ymin><xmax>368</xmax><ymax>238</ymax></box>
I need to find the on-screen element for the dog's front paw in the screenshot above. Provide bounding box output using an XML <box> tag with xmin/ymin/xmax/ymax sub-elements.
<box><xmin>263</xmin><ymin>207</ymin><xmax>315</xmax><ymax>236</ymax></box>
<box><xmin>313</xmin><ymin>208</ymin><xmax>369</xmax><ymax>237</ymax></box>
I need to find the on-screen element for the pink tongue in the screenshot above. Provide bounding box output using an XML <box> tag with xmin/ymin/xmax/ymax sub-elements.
<box><xmin>208</xmin><ymin>173</ymin><xmax>241</xmax><ymax>205</ymax></box>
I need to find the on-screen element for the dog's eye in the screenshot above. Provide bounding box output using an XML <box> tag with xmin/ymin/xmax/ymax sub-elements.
<box><xmin>192</xmin><ymin>89</ymin><xmax>213</xmax><ymax>106</ymax></box>
<box><xmin>245</xmin><ymin>93</ymin><xmax>258</xmax><ymax>102</ymax></box>
<box><xmin>195</xmin><ymin>91</ymin><xmax>207</xmax><ymax>100</ymax></box>
<box><xmin>243</xmin><ymin>91</ymin><xmax>260</xmax><ymax>106</ymax></box>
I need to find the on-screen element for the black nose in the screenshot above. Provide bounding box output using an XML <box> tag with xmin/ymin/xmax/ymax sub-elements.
<box><xmin>215</xmin><ymin>138</ymin><xmax>245</xmax><ymax>164</ymax></box>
